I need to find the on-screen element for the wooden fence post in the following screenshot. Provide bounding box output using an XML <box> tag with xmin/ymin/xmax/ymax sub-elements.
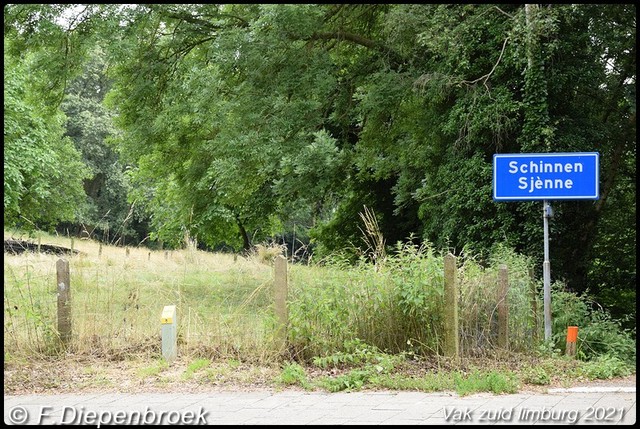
<box><xmin>497</xmin><ymin>264</ymin><xmax>509</xmax><ymax>349</ymax></box>
<box><xmin>443</xmin><ymin>254</ymin><xmax>459</xmax><ymax>359</ymax></box>
<box><xmin>98</xmin><ymin>242</ymin><xmax>103</xmax><ymax>258</ymax></box>
<box><xmin>56</xmin><ymin>259</ymin><xmax>72</xmax><ymax>345</ymax></box>
<box><xmin>126</xmin><ymin>247</ymin><xmax>130</xmax><ymax>258</ymax></box>
<box><xmin>274</xmin><ymin>255</ymin><xmax>288</xmax><ymax>349</ymax></box>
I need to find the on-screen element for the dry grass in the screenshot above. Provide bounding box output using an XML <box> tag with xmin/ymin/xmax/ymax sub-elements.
<box><xmin>4</xmin><ymin>231</ymin><xmax>278</xmax><ymax>363</ymax></box>
<box><xmin>4</xmin><ymin>351</ymin><xmax>635</xmax><ymax>395</ymax></box>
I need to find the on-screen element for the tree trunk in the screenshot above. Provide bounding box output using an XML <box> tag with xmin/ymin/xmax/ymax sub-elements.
<box><xmin>235</xmin><ymin>215</ymin><xmax>251</xmax><ymax>252</ymax></box>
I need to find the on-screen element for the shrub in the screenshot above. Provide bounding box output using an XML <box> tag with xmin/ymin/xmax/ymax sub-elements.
<box><xmin>550</xmin><ymin>282</ymin><xmax>636</xmax><ymax>366</ymax></box>
<box><xmin>578</xmin><ymin>354</ymin><xmax>634</xmax><ymax>380</ymax></box>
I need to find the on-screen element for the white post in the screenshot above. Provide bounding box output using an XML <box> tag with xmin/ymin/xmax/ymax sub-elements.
<box><xmin>161</xmin><ymin>305</ymin><xmax>177</xmax><ymax>363</ymax></box>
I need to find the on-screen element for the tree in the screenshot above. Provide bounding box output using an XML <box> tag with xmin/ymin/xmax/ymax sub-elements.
<box><xmin>4</xmin><ymin>39</ymin><xmax>89</xmax><ymax>230</ymax></box>
<box><xmin>3</xmin><ymin>4</ymin><xmax>635</xmax><ymax>323</ymax></box>
<box><xmin>59</xmin><ymin>45</ymin><xmax>134</xmax><ymax>243</ymax></box>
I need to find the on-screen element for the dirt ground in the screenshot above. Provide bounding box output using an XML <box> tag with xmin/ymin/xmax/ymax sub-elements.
<box><xmin>4</xmin><ymin>356</ymin><xmax>635</xmax><ymax>396</ymax></box>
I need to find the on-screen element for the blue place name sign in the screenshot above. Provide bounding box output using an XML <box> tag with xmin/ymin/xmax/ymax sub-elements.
<box><xmin>493</xmin><ymin>152</ymin><xmax>599</xmax><ymax>201</ymax></box>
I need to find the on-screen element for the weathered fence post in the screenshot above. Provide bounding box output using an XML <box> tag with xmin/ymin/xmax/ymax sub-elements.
<box><xmin>126</xmin><ymin>247</ymin><xmax>130</xmax><ymax>258</ymax></box>
<box><xmin>164</xmin><ymin>250</ymin><xmax>169</xmax><ymax>260</ymax></box>
<box><xmin>497</xmin><ymin>264</ymin><xmax>509</xmax><ymax>349</ymax></box>
<box><xmin>56</xmin><ymin>259</ymin><xmax>72</xmax><ymax>345</ymax></box>
<box><xmin>98</xmin><ymin>242</ymin><xmax>103</xmax><ymax>258</ymax></box>
<box><xmin>70</xmin><ymin>238</ymin><xmax>75</xmax><ymax>254</ymax></box>
<box><xmin>443</xmin><ymin>253</ymin><xmax>459</xmax><ymax>359</ymax></box>
<box><xmin>274</xmin><ymin>255</ymin><xmax>288</xmax><ymax>349</ymax></box>
<box><xmin>161</xmin><ymin>305</ymin><xmax>177</xmax><ymax>363</ymax></box>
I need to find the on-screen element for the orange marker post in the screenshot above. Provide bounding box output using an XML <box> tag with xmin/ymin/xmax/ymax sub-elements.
<box><xmin>566</xmin><ymin>326</ymin><xmax>578</xmax><ymax>357</ymax></box>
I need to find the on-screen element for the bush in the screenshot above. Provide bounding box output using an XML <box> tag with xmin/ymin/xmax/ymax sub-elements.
<box><xmin>578</xmin><ymin>354</ymin><xmax>634</xmax><ymax>380</ymax></box>
<box><xmin>550</xmin><ymin>282</ymin><xmax>636</xmax><ymax>366</ymax></box>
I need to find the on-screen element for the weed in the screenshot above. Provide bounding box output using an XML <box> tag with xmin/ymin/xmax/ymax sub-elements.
<box><xmin>137</xmin><ymin>359</ymin><xmax>169</xmax><ymax>378</ymax></box>
<box><xmin>4</xmin><ymin>230</ymin><xmax>635</xmax><ymax>377</ymax></box>
<box><xmin>371</xmin><ymin>372</ymin><xmax>456</xmax><ymax>392</ymax></box>
<box><xmin>454</xmin><ymin>369</ymin><xmax>519</xmax><ymax>396</ymax></box>
<box><xmin>317</xmin><ymin>369</ymin><xmax>372</xmax><ymax>392</ymax></box>
<box><xmin>310</xmin><ymin>339</ymin><xmax>403</xmax><ymax>392</ymax></box>
<box><xmin>182</xmin><ymin>358</ymin><xmax>211</xmax><ymax>380</ymax></box>
<box><xmin>550</xmin><ymin>282</ymin><xmax>636</xmax><ymax>365</ymax></box>
<box><xmin>253</xmin><ymin>243</ymin><xmax>286</xmax><ymax>265</ymax></box>
<box><xmin>277</xmin><ymin>362</ymin><xmax>312</xmax><ymax>389</ymax></box>
<box><xmin>521</xmin><ymin>366</ymin><xmax>551</xmax><ymax>385</ymax></box>
<box><xmin>577</xmin><ymin>354</ymin><xmax>633</xmax><ymax>380</ymax></box>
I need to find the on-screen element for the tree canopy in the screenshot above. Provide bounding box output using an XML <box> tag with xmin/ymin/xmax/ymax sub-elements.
<box><xmin>4</xmin><ymin>37</ymin><xmax>89</xmax><ymax>229</ymax></box>
<box><xmin>3</xmin><ymin>4</ymin><xmax>635</xmax><ymax>321</ymax></box>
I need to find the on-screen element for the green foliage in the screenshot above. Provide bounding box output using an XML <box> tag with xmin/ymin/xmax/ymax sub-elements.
<box><xmin>550</xmin><ymin>282</ymin><xmax>636</xmax><ymax>365</ymax></box>
<box><xmin>453</xmin><ymin>369</ymin><xmax>520</xmax><ymax>396</ymax></box>
<box><xmin>137</xmin><ymin>359</ymin><xmax>169</xmax><ymax>378</ymax></box>
<box><xmin>312</xmin><ymin>338</ymin><xmax>400</xmax><ymax>371</ymax></box>
<box><xmin>289</xmin><ymin>244</ymin><xmax>540</xmax><ymax>360</ymax></box>
<box><xmin>316</xmin><ymin>369</ymin><xmax>372</xmax><ymax>393</ymax></box>
<box><xmin>521</xmin><ymin>366</ymin><xmax>551</xmax><ymax>386</ymax></box>
<box><xmin>371</xmin><ymin>372</ymin><xmax>455</xmax><ymax>392</ymax></box>
<box><xmin>60</xmin><ymin>45</ymin><xmax>134</xmax><ymax>243</ymax></box>
<box><xmin>183</xmin><ymin>358</ymin><xmax>211</xmax><ymax>380</ymax></box>
<box><xmin>455</xmin><ymin>245</ymin><xmax>540</xmax><ymax>355</ymax></box>
<box><xmin>4</xmin><ymin>41</ymin><xmax>90</xmax><ymax>230</ymax></box>
<box><xmin>311</xmin><ymin>339</ymin><xmax>402</xmax><ymax>392</ymax></box>
<box><xmin>577</xmin><ymin>354</ymin><xmax>634</xmax><ymax>380</ymax></box>
<box><xmin>277</xmin><ymin>362</ymin><xmax>311</xmax><ymax>389</ymax></box>
<box><xmin>3</xmin><ymin>4</ymin><xmax>635</xmax><ymax>328</ymax></box>
<box><xmin>288</xmin><ymin>245</ymin><xmax>446</xmax><ymax>359</ymax></box>
<box><xmin>5</xmin><ymin>233</ymin><xmax>635</xmax><ymax>391</ymax></box>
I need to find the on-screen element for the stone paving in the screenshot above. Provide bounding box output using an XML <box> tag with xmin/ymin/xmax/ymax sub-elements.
<box><xmin>4</xmin><ymin>387</ymin><xmax>636</xmax><ymax>425</ymax></box>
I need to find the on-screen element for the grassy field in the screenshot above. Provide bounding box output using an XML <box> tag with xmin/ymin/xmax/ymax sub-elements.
<box><xmin>4</xmin><ymin>231</ymin><xmax>278</xmax><ymax>361</ymax></box>
<box><xmin>3</xmin><ymin>231</ymin><xmax>534</xmax><ymax>361</ymax></box>
<box><xmin>4</xmin><ymin>230</ymin><xmax>635</xmax><ymax>395</ymax></box>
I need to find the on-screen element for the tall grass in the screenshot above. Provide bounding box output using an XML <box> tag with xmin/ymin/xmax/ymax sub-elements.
<box><xmin>457</xmin><ymin>244</ymin><xmax>540</xmax><ymax>356</ymax></box>
<box><xmin>4</xmin><ymin>231</ymin><xmax>632</xmax><ymax>369</ymax></box>
<box><xmin>4</xmin><ymin>232</ymin><xmax>277</xmax><ymax>362</ymax></box>
<box><xmin>288</xmin><ymin>241</ymin><xmax>540</xmax><ymax>361</ymax></box>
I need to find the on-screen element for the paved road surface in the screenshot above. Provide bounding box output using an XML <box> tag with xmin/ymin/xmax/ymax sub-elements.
<box><xmin>5</xmin><ymin>387</ymin><xmax>635</xmax><ymax>425</ymax></box>
<box><xmin>4</xmin><ymin>387</ymin><xmax>636</xmax><ymax>426</ymax></box>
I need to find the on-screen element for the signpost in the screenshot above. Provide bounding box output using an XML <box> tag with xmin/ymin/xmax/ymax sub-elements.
<box><xmin>493</xmin><ymin>152</ymin><xmax>599</xmax><ymax>341</ymax></box>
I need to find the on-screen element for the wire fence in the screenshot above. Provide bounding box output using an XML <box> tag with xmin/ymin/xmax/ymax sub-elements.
<box><xmin>4</xmin><ymin>246</ymin><xmax>541</xmax><ymax>361</ymax></box>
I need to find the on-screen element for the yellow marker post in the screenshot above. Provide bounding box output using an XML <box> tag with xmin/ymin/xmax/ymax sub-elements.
<box><xmin>161</xmin><ymin>305</ymin><xmax>177</xmax><ymax>363</ymax></box>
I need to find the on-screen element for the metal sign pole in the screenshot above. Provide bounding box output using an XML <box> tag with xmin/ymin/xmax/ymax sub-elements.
<box><xmin>493</xmin><ymin>152</ymin><xmax>599</xmax><ymax>343</ymax></box>
<box><xmin>543</xmin><ymin>200</ymin><xmax>552</xmax><ymax>341</ymax></box>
